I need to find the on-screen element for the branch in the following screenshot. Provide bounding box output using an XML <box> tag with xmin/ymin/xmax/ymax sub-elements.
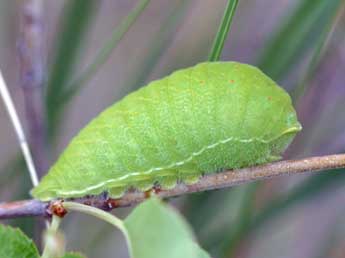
<box><xmin>0</xmin><ymin>153</ymin><xmax>344</xmax><ymax>219</ymax></box>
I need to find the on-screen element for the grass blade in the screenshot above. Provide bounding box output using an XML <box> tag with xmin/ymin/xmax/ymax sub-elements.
<box><xmin>291</xmin><ymin>3</ymin><xmax>344</xmax><ymax>103</ymax></box>
<box><xmin>220</xmin><ymin>167</ymin><xmax>345</xmax><ymax>257</ymax></box>
<box><xmin>219</xmin><ymin>183</ymin><xmax>258</xmax><ymax>258</ymax></box>
<box><xmin>253</xmin><ymin>167</ymin><xmax>345</xmax><ymax>231</ymax></box>
<box><xmin>45</xmin><ymin>0</ymin><xmax>99</xmax><ymax>134</ymax></box>
<box><xmin>61</xmin><ymin>0</ymin><xmax>151</xmax><ymax>104</ymax></box>
<box><xmin>208</xmin><ymin>0</ymin><xmax>239</xmax><ymax>61</ymax></box>
<box><xmin>123</xmin><ymin>1</ymin><xmax>191</xmax><ymax>93</ymax></box>
<box><xmin>257</xmin><ymin>0</ymin><xmax>341</xmax><ymax>81</ymax></box>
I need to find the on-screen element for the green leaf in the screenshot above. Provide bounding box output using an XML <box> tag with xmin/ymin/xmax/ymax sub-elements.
<box><xmin>196</xmin><ymin>247</ymin><xmax>213</xmax><ymax>258</ymax></box>
<box><xmin>0</xmin><ymin>224</ymin><xmax>39</xmax><ymax>258</ymax></box>
<box><xmin>61</xmin><ymin>0</ymin><xmax>151</xmax><ymax>104</ymax></box>
<box><xmin>124</xmin><ymin>198</ymin><xmax>210</xmax><ymax>258</ymax></box>
<box><xmin>63</xmin><ymin>198</ymin><xmax>210</xmax><ymax>258</ymax></box>
<box><xmin>208</xmin><ymin>0</ymin><xmax>239</xmax><ymax>61</ymax></box>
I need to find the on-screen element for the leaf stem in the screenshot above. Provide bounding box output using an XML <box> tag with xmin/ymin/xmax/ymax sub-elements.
<box><xmin>41</xmin><ymin>215</ymin><xmax>62</xmax><ymax>258</ymax></box>
<box><xmin>63</xmin><ymin>202</ymin><xmax>133</xmax><ymax>257</ymax></box>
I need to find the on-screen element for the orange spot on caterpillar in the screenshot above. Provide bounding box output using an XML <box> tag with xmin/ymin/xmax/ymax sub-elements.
<box><xmin>229</xmin><ymin>79</ymin><xmax>235</xmax><ymax>84</ymax></box>
<box><xmin>267</xmin><ymin>96</ymin><xmax>272</xmax><ymax>101</ymax></box>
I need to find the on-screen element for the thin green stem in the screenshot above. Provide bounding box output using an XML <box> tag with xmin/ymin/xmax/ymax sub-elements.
<box><xmin>208</xmin><ymin>0</ymin><xmax>239</xmax><ymax>61</ymax></box>
<box><xmin>61</xmin><ymin>0</ymin><xmax>150</xmax><ymax>103</ymax></box>
<box><xmin>50</xmin><ymin>215</ymin><xmax>61</xmax><ymax>232</ymax></box>
<box><xmin>41</xmin><ymin>215</ymin><xmax>62</xmax><ymax>258</ymax></box>
<box><xmin>63</xmin><ymin>202</ymin><xmax>133</xmax><ymax>258</ymax></box>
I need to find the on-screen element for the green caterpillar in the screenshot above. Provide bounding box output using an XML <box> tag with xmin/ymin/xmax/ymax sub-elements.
<box><xmin>32</xmin><ymin>62</ymin><xmax>302</xmax><ymax>201</ymax></box>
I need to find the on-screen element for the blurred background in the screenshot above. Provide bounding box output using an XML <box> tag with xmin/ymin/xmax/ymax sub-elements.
<box><xmin>0</xmin><ymin>0</ymin><xmax>345</xmax><ymax>257</ymax></box>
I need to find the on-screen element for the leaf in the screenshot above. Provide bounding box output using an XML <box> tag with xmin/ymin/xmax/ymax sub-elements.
<box><xmin>63</xmin><ymin>199</ymin><xmax>210</xmax><ymax>258</ymax></box>
<box><xmin>124</xmin><ymin>197</ymin><xmax>210</xmax><ymax>258</ymax></box>
<box><xmin>208</xmin><ymin>0</ymin><xmax>239</xmax><ymax>61</ymax></box>
<box><xmin>0</xmin><ymin>224</ymin><xmax>39</xmax><ymax>258</ymax></box>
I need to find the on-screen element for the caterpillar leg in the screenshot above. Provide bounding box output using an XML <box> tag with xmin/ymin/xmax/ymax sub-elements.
<box><xmin>108</xmin><ymin>186</ymin><xmax>126</xmax><ymax>198</ymax></box>
<box><xmin>179</xmin><ymin>169</ymin><xmax>201</xmax><ymax>185</ymax></box>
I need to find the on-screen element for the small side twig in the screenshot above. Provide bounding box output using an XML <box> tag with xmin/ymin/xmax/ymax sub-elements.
<box><xmin>0</xmin><ymin>153</ymin><xmax>344</xmax><ymax>220</ymax></box>
<box><xmin>0</xmin><ymin>68</ymin><xmax>39</xmax><ymax>186</ymax></box>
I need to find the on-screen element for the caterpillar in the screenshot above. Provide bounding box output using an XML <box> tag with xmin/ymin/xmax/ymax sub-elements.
<box><xmin>31</xmin><ymin>62</ymin><xmax>302</xmax><ymax>201</ymax></box>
